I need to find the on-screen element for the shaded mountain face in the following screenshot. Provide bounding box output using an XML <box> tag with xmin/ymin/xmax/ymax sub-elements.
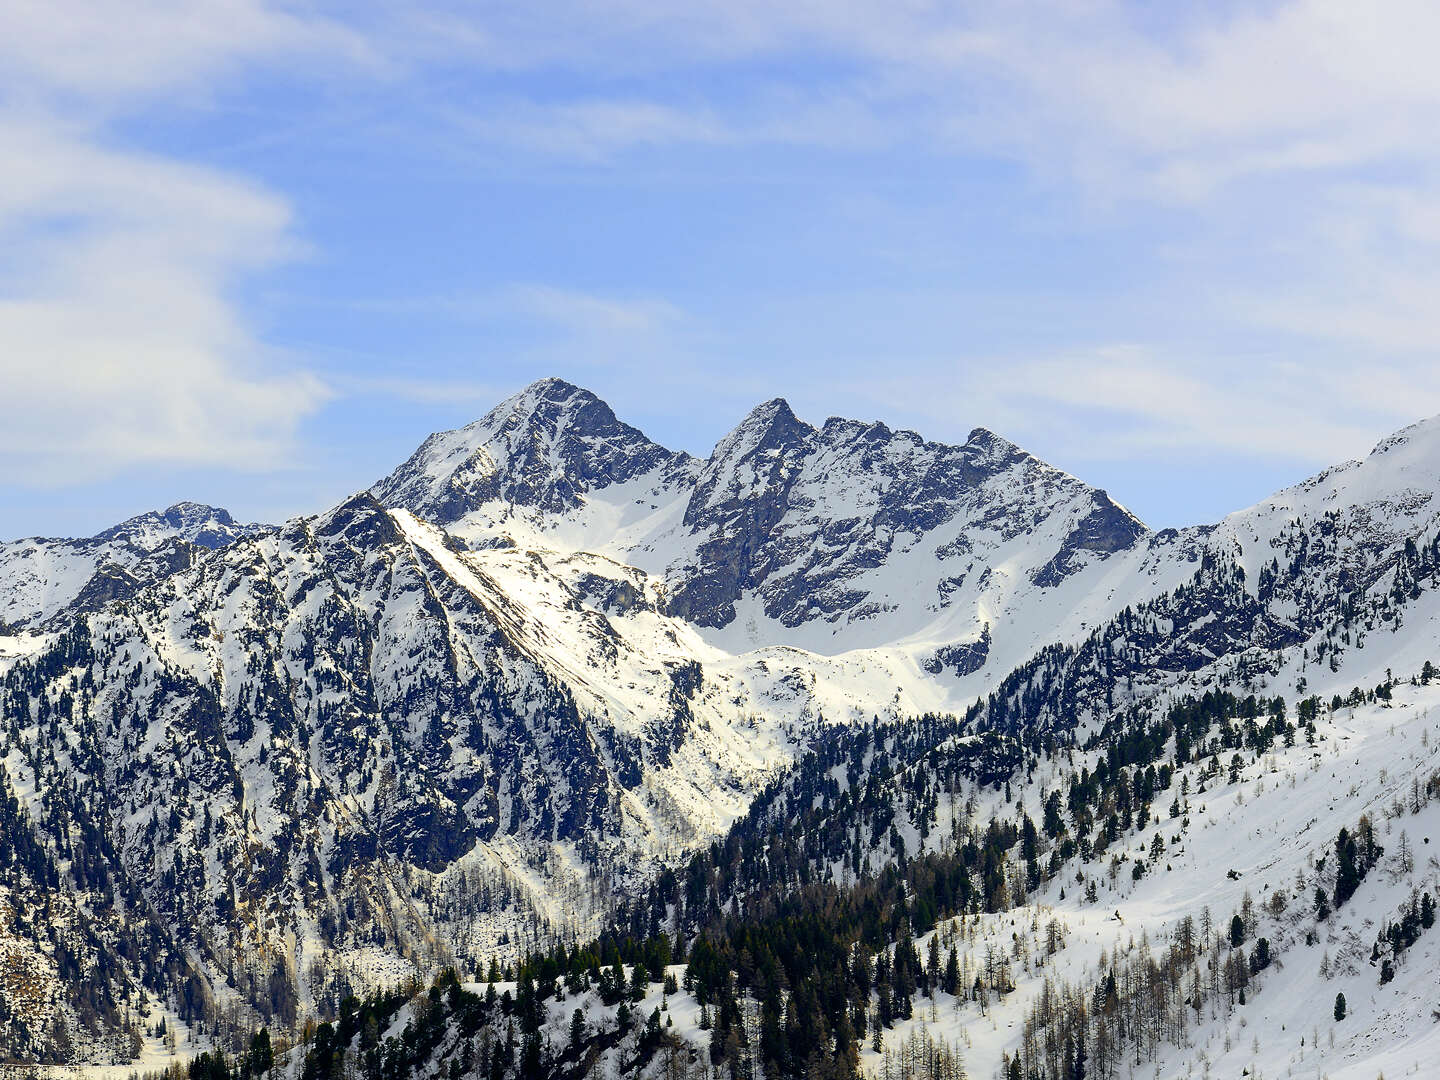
<box><xmin>666</xmin><ymin>400</ymin><xmax>1145</xmax><ymax>629</ymax></box>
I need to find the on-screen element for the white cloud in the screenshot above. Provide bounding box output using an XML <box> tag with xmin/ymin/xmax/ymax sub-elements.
<box><xmin>444</xmin><ymin>0</ymin><xmax>1440</xmax><ymax>189</ymax></box>
<box><xmin>0</xmin><ymin>140</ymin><xmax>330</xmax><ymax>481</ymax></box>
<box><xmin>0</xmin><ymin>1</ymin><xmax>357</xmax><ymax>486</ymax></box>
<box><xmin>337</xmin><ymin>283</ymin><xmax>682</xmax><ymax>336</ymax></box>
<box><xmin>504</xmin><ymin>285</ymin><xmax>681</xmax><ymax>336</ymax></box>
<box><xmin>0</xmin><ymin>0</ymin><xmax>368</xmax><ymax>102</ymax></box>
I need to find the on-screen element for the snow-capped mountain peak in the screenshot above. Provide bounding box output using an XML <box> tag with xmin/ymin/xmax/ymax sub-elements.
<box><xmin>683</xmin><ymin>397</ymin><xmax>812</xmax><ymax>524</ymax></box>
<box><xmin>93</xmin><ymin>500</ymin><xmax>264</xmax><ymax>550</ymax></box>
<box><xmin>0</xmin><ymin>500</ymin><xmax>266</xmax><ymax>629</ymax></box>
<box><xmin>370</xmin><ymin>385</ymin><xmax>1151</xmax><ymax>653</ymax></box>
<box><xmin>371</xmin><ymin>377</ymin><xmax>693</xmax><ymax>524</ymax></box>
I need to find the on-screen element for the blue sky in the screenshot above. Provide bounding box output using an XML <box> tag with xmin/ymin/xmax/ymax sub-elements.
<box><xmin>4</xmin><ymin>1</ymin><xmax>1440</xmax><ymax>538</ymax></box>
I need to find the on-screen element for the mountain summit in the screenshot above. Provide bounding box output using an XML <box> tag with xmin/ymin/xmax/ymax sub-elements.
<box><xmin>371</xmin><ymin>377</ymin><xmax>693</xmax><ymax>522</ymax></box>
<box><xmin>0</xmin><ymin>500</ymin><xmax>264</xmax><ymax>628</ymax></box>
<box><xmin>94</xmin><ymin>500</ymin><xmax>264</xmax><ymax>550</ymax></box>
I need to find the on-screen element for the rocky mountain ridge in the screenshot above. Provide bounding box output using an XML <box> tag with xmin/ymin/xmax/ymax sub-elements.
<box><xmin>0</xmin><ymin>502</ymin><xmax>265</xmax><ymax>631</ymax></box>
<box><xmin>371</xmin><ymin>379</ymin><xmax>1149</xmax><ymax>661</ymax></box>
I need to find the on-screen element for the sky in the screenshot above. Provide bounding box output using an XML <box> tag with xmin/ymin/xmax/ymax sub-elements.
<box><xmin>4</xmin><ymin>1</ymin><xmax>1440</xmax><ymax>539</ymax></box>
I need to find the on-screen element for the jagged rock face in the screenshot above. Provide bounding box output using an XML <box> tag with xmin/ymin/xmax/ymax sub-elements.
<box><xmin>668</xmin><ymin>401</ymin><xmax>1147</xmax><ymax>628</ymax></box>
<box><xmin>372</xmin><ymin>378</ymin><xmax>695</xmax><ymax>523</ymax></box>
<box><xmin>85</xmin><ymin>492</ymin><xmax>654</xmax><ymax>871</ymax></box>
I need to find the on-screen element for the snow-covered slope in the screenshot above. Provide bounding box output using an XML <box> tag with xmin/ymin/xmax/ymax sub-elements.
<box><xmin>294</xmin><ymin>680</ymin><xmax>1440</xmax><ymax>1080</ymax></box>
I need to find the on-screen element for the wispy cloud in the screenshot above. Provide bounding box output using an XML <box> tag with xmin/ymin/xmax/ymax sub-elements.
<box><xmin>316</xmin><ymin>285</ymin><xmax>686</xmax><ymax>410</ymax></box>
<box><xmin>832</xmin><ymin>345</ymin><xmax>1440</xmax><ymax>474</ymax></box>
<box><xmin>449</xmin><ymin>92</ymin><xmax>895</xmax><ymax>159</ymax></box>
<box><xmin>0</xmin><ymin>0</ymin><xmax>363</xmax><ymax>100</ymax></box>
<box><xmin>504</xmin><ymin>284</ymin><xmax>681</xmax><ymax>335</ymax></box>
<box><xmin>402</xmin><ymin>0</ymin><xmax>1440</xmax><ymax>362</ymax></box>
<box><xmin>331</xmin><ymin>375</ymin><xmax>513</xmax><ymax>407</ymax></box>
<box><xmin>0</xmin><ymin>1</ymin><xmax>359</xmax><ymax>486</ymax></box>
<box><xmin>339</xmin><ymin>284</ymin><xmax>681</xmax><ymax>333</ymax></box>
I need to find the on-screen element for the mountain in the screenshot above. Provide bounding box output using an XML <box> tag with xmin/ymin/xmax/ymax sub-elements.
<box><xmin>335</xmin><ymin>678</ymin><xmax>1440</xmax><ymax>1080</ymax></box>
<box><xmin>372</xmin><ymin>379</ymin><xmax>1149</xmax><ymax>663</ymax></box>
<box><xmin>0</xmin><ymin>502</ymin><xmax>266</xmax><ymax>630</ymax></box>
<box><xmin>662</xmin><ymin>400</ymin><xmax>1144</xmax><ymax>635</ymax></box>
<box><xmin>5</xmin><ymin>380</ymin><xmax>1440</xmax><ymax>1076</ymax></box>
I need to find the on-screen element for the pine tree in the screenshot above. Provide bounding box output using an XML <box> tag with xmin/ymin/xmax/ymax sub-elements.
<box><xmin>1335</xmin><ymin>827</ymin><xmax>1361</xmax><ymax>907</ymax></box>
<box><xmin>1334</xmin><ymin>992</ymin><xmax>1346</xmax><ymax>1022</ymax></box>
<box><xmin>248</xmin><ymin>1030</ymin><xmax>273</xmax><ymax>1077</ymax></box>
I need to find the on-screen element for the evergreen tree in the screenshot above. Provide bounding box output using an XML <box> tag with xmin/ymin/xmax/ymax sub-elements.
<box><xmin>1335</xmin><ymin>828</ymin><xmax>1361</xmax><ymax>908</ymax></box>
<box><xmin>247</xmin><ymin>1030</ymin><xmax>273</xmax><ymax>1077</ymax></box>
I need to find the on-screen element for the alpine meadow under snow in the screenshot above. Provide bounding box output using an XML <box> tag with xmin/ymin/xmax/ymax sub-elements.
<box><xmin>3</xmin><ymin>378</ymin><xmax>1440</xmax><ymax>1079</ymax></box>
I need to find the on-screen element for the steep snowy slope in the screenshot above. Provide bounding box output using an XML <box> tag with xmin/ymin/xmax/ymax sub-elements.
<box><xmin>965</xmin><ymin>417</ymin><xmax>1440</xmax><ymax>744</ymax></box>
<box><xmin>849</xmin><ymin>682</ymin><xmax>1440</xmax><ymax>1079</ymax></box>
